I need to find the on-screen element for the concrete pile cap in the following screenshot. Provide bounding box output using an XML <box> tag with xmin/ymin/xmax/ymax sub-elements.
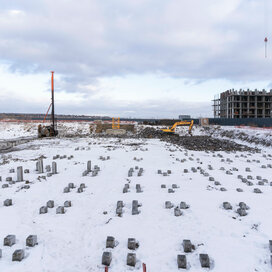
<box><xmin>102</xmin><ymin>251</ymin><xmax>112</xmax><ymax>266</ymax></box>
<box><xmin>199</xmin><ymin>253</ymin><xmax>210</xmax><ymax>268</ymax></box>
<box><xmin>183</xmin><ymin>239</ymin><xmax>193</xmax><ymax>252</ymax></box>
<box><xmin>177</xmin><ymin>254</ymin><xmax>187</xmax><ymax>269</ymax></box>
<box><xmin>12</xmin><ymin>249</ymin><xmax>24</xmax><ymax>262</ymax></box>
<box><xmin>4</xmin><ymin>235</ymin><xmax>16</xmax><ymax>246</ymax></box>
<box><xmin>127</xmin><ymin>253</ymin><xmax>136</xmax><ymax>267</ymax></box>
<box><xmin>106</xmin><ymin>236</ymin><xmax>115</xmax><ymax>248</ymax></box>
<box><xmin>127</xmin><ymin>238</ymin><xmax>139</xmax><ymax>250</ymax></box>
<box><xmin>26</xmin><ymin>235</ymin><xmax>38</xmax><ymax>247</ymax></box>
<box><xmin>47</xmin><ymin>200</ymin><xmax>54</xmax><ymax>208</ymax></box>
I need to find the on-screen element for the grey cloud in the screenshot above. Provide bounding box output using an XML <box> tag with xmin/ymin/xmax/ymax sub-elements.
<box><xmin>1</xmin><ymin>1</ymin><xmax>270</xmax><ymax>84</ymax></box>
<box><xmin>0</xmin><ymin>0</ymin><xmax>269</xmax><ymax>117</ymax></box>
<box><xmin>0</xmin><ymin>94</ymin><xmax>211</xmax><ymax>119</ymax></box>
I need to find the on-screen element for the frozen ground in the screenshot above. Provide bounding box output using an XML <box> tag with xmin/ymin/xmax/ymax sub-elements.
<box><xmin>0</xmin><ymin>123</ymin><xmax>272</xmax><ymax>271</ymax></box>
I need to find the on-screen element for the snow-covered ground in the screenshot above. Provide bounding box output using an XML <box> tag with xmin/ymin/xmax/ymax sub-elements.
<box><xmin>0</xmin><ymin>121</ymin><xmax>94</xmax><ymax>140</ymax></box>
<box><xmin>0</xmin><ymin>122</ymin><xmax>272</xmax><ymax>272</ymax></box>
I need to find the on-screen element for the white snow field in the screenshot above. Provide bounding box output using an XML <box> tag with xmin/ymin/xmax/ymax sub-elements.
<box><xmin>0</xmin><ymin>124</ymin><xmax>272</xmax><ymax>272</ymax></box>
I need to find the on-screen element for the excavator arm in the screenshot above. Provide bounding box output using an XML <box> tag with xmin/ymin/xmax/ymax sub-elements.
<box><xmin>161</xmin><ymin>120</ymin><xmax>194</xmax><ymax>135</ymax></box>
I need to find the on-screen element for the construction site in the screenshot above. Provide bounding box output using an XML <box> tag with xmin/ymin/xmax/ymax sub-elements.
<box><xmin>1</xmin><ymin>1</ymin><xmax>272</xmax><ymax>272</ymax></box>
<box><xmin>0</xmin><ymin>71</ymin><xmax>272</xmax><ymax>272</ymax></box>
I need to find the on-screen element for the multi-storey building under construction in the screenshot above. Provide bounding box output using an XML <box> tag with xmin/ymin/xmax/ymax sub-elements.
<box><xmin>213</xmin><ymin>89</ymin><xmax>272</xmax><ymax>118</ymax></box>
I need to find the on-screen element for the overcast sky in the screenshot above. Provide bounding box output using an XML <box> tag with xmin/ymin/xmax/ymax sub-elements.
<box><xmin>0</xmin><ymin>0</ymin><xmax>271</xmax><ymax>118</ymax></box>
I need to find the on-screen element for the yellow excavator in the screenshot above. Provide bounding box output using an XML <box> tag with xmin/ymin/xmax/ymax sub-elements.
<box><xmin>161</xmin><ymin>120</ymin><xmax>194</xmax><ymax>135</ymax></box>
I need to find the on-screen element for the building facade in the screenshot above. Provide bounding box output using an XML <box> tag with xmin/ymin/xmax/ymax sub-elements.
<box><xmin>213</xmin><ymin>89</ymin><xmax>272</xmax><ymax>118</ymax></box>
<box><xmin>178</xmin><ymin>115</ymin><xmax>191</xmax><ymax>120</ymax></box>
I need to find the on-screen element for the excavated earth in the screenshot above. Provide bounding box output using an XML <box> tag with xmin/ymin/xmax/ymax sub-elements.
<box><xmin>138</xmin><ymin>127</ymin><xmax>259</xmax><ymax>152</ymax></box>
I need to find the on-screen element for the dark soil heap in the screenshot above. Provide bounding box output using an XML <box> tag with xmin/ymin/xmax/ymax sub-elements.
<box><xmin>138</xmin><ymin>127</ymin><xmax>258</xmax><ymax>152</ymax></box>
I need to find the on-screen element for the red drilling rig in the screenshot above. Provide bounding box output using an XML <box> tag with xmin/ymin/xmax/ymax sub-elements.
<box><xmin>38</xmin><ymin>71</ymin><xmax>58</xmax><ymax>138</ymax></box>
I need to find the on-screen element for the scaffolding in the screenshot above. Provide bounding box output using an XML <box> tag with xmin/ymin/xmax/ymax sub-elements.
<box><xmin>112</xmin><ymin>117</ymin><xmax>120</xmax><ymax>129</ymax></box>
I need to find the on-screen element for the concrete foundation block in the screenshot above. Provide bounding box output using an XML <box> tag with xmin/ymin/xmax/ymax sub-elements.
<box><xmin>26</xmin><ymin>235</ymin><xmax>38</xmax><ymax>247</ymax></box>
<box><xmin>52</xmin><ymin>162</ymin><xmax>57</xmax><ymax>174</ymax></box>
<box><xmin>64</xmin><ymin>200</ymin><xmax>72</xmax><ymax>207</ymax></box>
<box><xmin>63</xmin><ymin>187</ymin><xmax>70</xmax><ymax>193</ymax></box>
<box><xmin>132</xmin><ymin>200</ymin><xmax>140</xmax><ymax>215</ymax></box>
<box><xmin>269</xmin><ymin>240</ymin><xmax>272</xmax><ymax>253</ymax></box>
<box><xmin>116</xmin><ymin>207</ymin><xmax>123</xmax><ymax>216</ymax></box>
<box><xmin>80</xmin><ymin>183</ymin><xmax>86</xmax><ymax>188</ymax></box>
<box><xmin>238</xmin><ymin>202</ymin><xmax>249</xmax><ymax>210</ymax></box>
<box><xmin>47</xmin><ymin>200</ymin><xmax>54</xmax><ymax>208</ymax></box>
<box><xmin>136</xmin><ymin>184</ymin><xmax>142</xmax><ymax>193</ymax></box>
<box><xmin>199</xmin><ymin>254</ymin><xmax>210</xmax><ymax>268</ymax></box>
<box><xmin>180</xmin><ymin>202</ymin><xmax>189</xmax><ymax>209</ymax></box>
<box><xmin>117</xmin><ymin>201</ymin><xmax>124</xmax><ymax>208</ymax></box>
<box><xmin>237</xmin><ymin>208</ymin><xmax>247</xmax><ymax>216</ymax></box>
<box><xmin>68</xmin><ymin>183</ymin><xmax>75</xmax><ymax>189</ymax></box>
<box><xmin>4</xmin><ymin>199</ymin><xmax>12</xmax><ymax>206</ymax></box>
<box><xmin>94</xmin><ymin>165</ymin><xmax>100</xmax><ymax>171</ymax></box>
<box><xmin>45</xmin><ymin>165</ymin><xmax>51</xmax><ymax>172</ymax></box>
<box><xmin>128</xmin><ymin>238</ymin><xmax>139</xmax><ymax>250</ymax></box>
<box><xmin>17</xmin><ymin>166</ymin><xmax>23</xmax><ymax>182</ymax></box>
<box><xmin>106</xmin><ymin>128</ymin><xmax>126</xmax><ymax>135</ymax></box>
<box><xmin>174</xmin><ymin>207</ymin><xmax>182</xmax><ymax>216</ymax></box>
<box><xmin>4</xmin><ymin>235</ymin><xmax>16</xmax><ymax>246</ymax></box>
<box><xmin>177</xmin><ymin>254</ymin><xmax>187</xmax><ymax>269</ymax></box>
<box><xmin>106</xmin><ymin>236</ymin><xmax>115</xmax><ymax>248</ymax></box>
<box><xmin>40</xmin><ymin>206</ymin><xmax>48</xmax><ymax>214</ymax></box>
<box><xmin>223</xmin><ymin>202</ymin><xmax>232</xmax><ymax>210</ymax></box>
<box><xmin>38</xmin><ymin>159</ymin><xmax>44</xmax><ymax>174</ymax></box>
<box><xmin>127</xmin><ymin>253</ymin><xmax>136</xmax><ymax>267</ymax></box>
<box><xmin>87</xmin><ymin>161</ymin><xmax>92</xmax><ymax>172</ymax></box>
<box><xmin>102</xmin><ymin>251</ymin><xmax>112</xmax><ymax>266</ymax></box>
<box><xmin>165</xmin><ymin>201</ymin><xmax>173</xmax><ymax>209</ymax></box>
<box><xmin>183</xmin><ymin>240</ymin><xmax>193</xmax><ymax>253</ymax></box>
<box><xmin>12</xmin><ymin>249</ymin><xmax>24</xmax><ymax>262</ymax></box>
<box><xmin>56</xmin><ymin>206</ymin><xmax>65</xmax><ymax>214</ymax></box>
<box><xmin>92</xmin><ymin>171</ymin><xmax>98</xmax><ymax>177</ymax></box>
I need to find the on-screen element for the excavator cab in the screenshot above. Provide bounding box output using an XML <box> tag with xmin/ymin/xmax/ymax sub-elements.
<box><xmin>161</xmin><ymin>120</ymin><xmax>194</xmax><ymax>135</ymax></box>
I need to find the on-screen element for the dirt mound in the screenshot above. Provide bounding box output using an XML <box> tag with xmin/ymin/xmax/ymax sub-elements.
<box><xmin>138</xmin><ymin>127</ymin><xmax>258</xmax><ymax>152</ymax></box>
